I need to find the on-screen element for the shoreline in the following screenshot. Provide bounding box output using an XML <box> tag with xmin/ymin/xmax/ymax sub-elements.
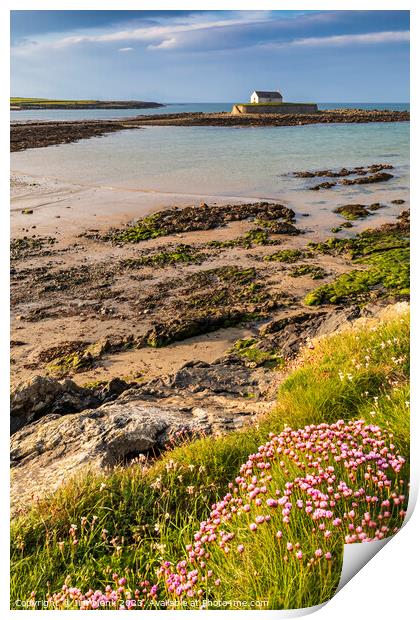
<box><xmin>11</xmin><ymin>99</ymin><xmax>164</xmax><ymax>111</ymax></box>
<box><xmin>11</xmin><ymin>108</ymin><xmax>410</xmax><ymax>152</ymax></box>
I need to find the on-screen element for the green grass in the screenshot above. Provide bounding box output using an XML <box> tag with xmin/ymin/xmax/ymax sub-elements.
<box><xmin>11</xmin><ymin>98</ymin><xmax>99</xmax><ymax>106</ymax></box>
<box><xmin>10</xmin><ymin>307</ymin><xmax>409</xmax><ymax>609</ymax></box>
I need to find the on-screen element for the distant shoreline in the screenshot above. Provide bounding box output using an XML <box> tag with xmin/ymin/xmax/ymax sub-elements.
<box><xmin>10</xmin><ymin>98</ymin><xmax>164</xmax><ymax>111</ymax></box>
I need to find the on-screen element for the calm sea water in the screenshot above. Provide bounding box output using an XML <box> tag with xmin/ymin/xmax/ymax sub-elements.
<box><xmin>10</xmin><ymin>102</ymin><xmax>409</xmax><ymax>122</ymax></box>
<box><xmin>11</xmin><ymin>114</ymin><xmax>409</xmax><ymax>204</ymax></box>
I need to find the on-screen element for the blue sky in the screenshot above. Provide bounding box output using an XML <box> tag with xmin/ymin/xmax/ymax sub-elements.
<box><xmin>10</xmin><ymin>10</ymin><xmax>410</xmax><ymax>102</ymax></box>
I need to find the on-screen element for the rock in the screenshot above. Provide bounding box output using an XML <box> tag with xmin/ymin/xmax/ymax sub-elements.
<box><xmin>10</xmin><ymin>376</ymin><xmax>95</xmax><ymax>433</ymax></box>
<box><xmin>10</xmin><ymin>375</ymin><xmax>132</xmax><ymax>434</ymax></box>
<box><xmin>102</xmin><ymin>202</ymin><xmax>296</xmax><ymax>245</ymax></box>
<box><xmin>21</xmin><ymin>209</ymin><xmax>33</xmax><ymax>215</ymax></box>
<box><xmin>391</xmin><ymin>199</ymin><xmax>405</xmax><ymax>205</ymax></box>
<box><xmin>10</xmin><ymin>401</ymin><xmax>213</xmax><ymax>508</ymax></box>
<box><xmin>294</xmin><ymin>163</ymin><xmax>393</xmax><ymax>179</ymax></box>
<box><xmin>145</xmin><ymin>310</ymin><xmax>251</xmax><ymax>348</ymax></box>
<box><xmin>397</xmin><ymin>209</ymin><xmax>410</xmax><ymax>223</ymax></box>
<box><xmin>10</xmin><ymin>371</ymin><xmax>273</xmax><ymax>510</ymax></box>
<box><xmin>309</xmin><ymin>181</ymin><xmax>336</xmax><ymax>191</ymax></box>
<box><xmin>266</xmin><ymin>221</ymin><xmax>301</xmax><ymax>235</ymax></box>
<box><xmin>257</xmin><ymin>307</ymin><xmax>361</xmax><ymax>357</ymax></box>
<box><xmin>148</xmin><ymin>360</ymin><xmax>261</xmax><ymax>397</ymax></box>
<box><xmin>341</xmin><ymin>172</ymin><xmax>393</xmax><ymax>185</ymax></box>
<box><xmin>334</xmin><ymin>204</ymin><xmax>370</xmax><ymax>219</ymax></box>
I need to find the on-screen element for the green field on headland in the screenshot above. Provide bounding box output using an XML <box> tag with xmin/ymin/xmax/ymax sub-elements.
<box><xmin>10</xmin><ymin>97</ymin><xmax>163</xmax><ymax>110</ymax></box>
<box><xmin>10</xmin><ymin>306</ymin><xmax>409</xmax><ymax>610</ymax></box>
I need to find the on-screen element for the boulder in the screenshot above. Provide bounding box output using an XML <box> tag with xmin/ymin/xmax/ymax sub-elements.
<box><xmin>10</xmin><ymin>396</ymin><xmax>259</xmax><ymax>510</ymax></box>
<box><xmin>10</xmin><ymin>376</ymin><xmax>97</xmax><ymax>434</ymax></box>
<box><xmin>10</xmin><ymin>375</ymin><xmax>131</xmax><ymax>434</ymax></box>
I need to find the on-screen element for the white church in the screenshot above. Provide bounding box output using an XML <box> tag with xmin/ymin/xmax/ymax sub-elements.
<box><xmin>250</xmin><ymin>90</ymin><xmax>283</xmax><ymax>104</ymax></box>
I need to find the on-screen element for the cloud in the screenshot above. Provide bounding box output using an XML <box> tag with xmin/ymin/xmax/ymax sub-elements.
<box><xmin>147</xmin><ymin>39</ymin><xmax>176</xmax><ymax>50</ymax></box>
<box><xmin>118</xmin><ymin>47</ymin><xmax>134</xmax><ymax>52</ymax></box>
<box><xmin>284</xmin><ymin>30</ymin><xmax>410</xmax><ymax>48</ymax></box>
<box><xmin>11</xmin><ymin>11</ymin><xmax>410</xmax><ymax>58</ymax></box>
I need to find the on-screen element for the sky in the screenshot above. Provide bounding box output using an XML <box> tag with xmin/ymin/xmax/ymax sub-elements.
<box><xmin>10</xmin><ymin>10</ymin><xmax>410</xmax><ymax>102</ymax></box>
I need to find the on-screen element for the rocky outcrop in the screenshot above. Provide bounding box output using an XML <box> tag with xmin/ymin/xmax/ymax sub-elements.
<box><xmin>10</xmin><ymin>303</ymin><xmax>397</xmax><ymax>510</ymax></box>
<box><xmin>341</xmin><ymin>172</ymin><xmax>393</xmax><ymax>185</ymax></box>
<box><xmin>10</xmin><ymin>375</ymin><xmax>131</xmax><ymax>434</ymax></box>
<box><xmin>10</xmin><ymin>402</ymin><xmax>213</xmax><ymax>509</ymax></box>
<box><xmin>10</xmin><ymin>371</ymin><xmax>271</xmax><ymax>510</ymax></box>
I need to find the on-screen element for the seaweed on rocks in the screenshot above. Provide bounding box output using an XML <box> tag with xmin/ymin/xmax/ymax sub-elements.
<box><xmin>90</xmin><ymin>202</ymin><xmax>296</xmax><ymax>245</ymax></box>
<box><xmin>305</xmin><ymin>218</ymin><xmax>410</xmax><ymax>306</ymax></box>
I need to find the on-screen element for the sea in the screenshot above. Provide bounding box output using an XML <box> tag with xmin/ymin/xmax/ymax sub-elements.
<box><xmin>10</xmin><ymin>103</ymin><xmax>409</xmax><ymax>211</ymax></box>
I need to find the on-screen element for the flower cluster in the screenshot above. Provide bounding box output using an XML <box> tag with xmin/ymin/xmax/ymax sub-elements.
<box><xmin>46</xmin><ymin>419</ymin><xmax>407</xmax><ymax>609</ymax></box>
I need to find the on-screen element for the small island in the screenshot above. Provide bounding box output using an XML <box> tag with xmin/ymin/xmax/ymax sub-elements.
<box><xmin>10</xmin><ymin>97</ymin><xmax>164</xmax><ymax>110</ymax></box>
<box><xmin>232</xmin><ymin>89</ymin><xmax>318</xmax><ymax>114</ymax></box>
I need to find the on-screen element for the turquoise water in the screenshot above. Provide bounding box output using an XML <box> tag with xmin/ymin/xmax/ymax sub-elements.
<box><xmin>11</xmin><ymin>120</ymin><xmax>409</xmax><ymax>203</ymax></box>
<box><xmin>11</xmin><ymin>102</ymin><xmax>409</xmax><ymax>122</ymax></box>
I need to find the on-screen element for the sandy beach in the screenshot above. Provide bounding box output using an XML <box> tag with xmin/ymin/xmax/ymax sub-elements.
<box><xmin>11</xmin><ymin>166</ymin><xmax>409</xmax><ymax>392</ymax></box>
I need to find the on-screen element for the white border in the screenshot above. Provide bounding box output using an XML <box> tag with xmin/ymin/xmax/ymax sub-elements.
<box><xmin>2</xmin><ymin>2</ymin><xmax>418</xmax><ymax>618</ymax></box>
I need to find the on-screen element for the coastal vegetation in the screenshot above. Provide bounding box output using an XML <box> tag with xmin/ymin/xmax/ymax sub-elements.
<box><xmin>10</xmin><ymin>149</ymin><xmax>410</xmax><ymax>611</ymax></box>
<box><xmin>10</xmin><ymin>307</ymin><xmax>409</xmax><ymax>609</ymax></box>
<box><xmin>10</xmin><ymin>97</ymin><xmax>163</xmax><ymax>110</ymax></box>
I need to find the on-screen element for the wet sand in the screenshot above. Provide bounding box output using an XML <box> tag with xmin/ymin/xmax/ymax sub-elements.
<box><xmin>10</xmin><ymin>170</ymin><xmax>409</xmax><ymax>391</ymax></box>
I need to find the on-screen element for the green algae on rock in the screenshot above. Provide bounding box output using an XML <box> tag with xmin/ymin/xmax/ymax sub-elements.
<box><xmin>334</xmin><ymin>204</ymin><xmax>370</xmax><ymax>220</ymax></box>
<box><xmin>305</xmin><ymin>249</ymin><xmax>409</xmax><ymax>306</ymax></box>
<box><xmin>264</xmin><ymin>249</ymin><xmax>312</xmax><ymax>263</ymax></box>
<box><xmin>230</xmin><ymin>338</ymin><xmax>284</xmax><ymax>369</ymax></box>
<box><xmin>289</xmin><ymin>265</ymin><xmax>328</xmax><ymax>280</ymax></box>
<box><xmin>98</xmin><ymin>202</ymin><xmax>296</xmax><ymax>245</ymax></box>
<box><xmin>305</xmin><ymin>217</ymin><xmax>409</xmax><ymax>305</ymax></box>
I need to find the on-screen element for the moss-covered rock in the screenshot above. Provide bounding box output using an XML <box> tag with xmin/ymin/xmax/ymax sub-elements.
<box><xmin>264</xmin><ymin>249</ymin><xmax>311</xmax><ymax>263</ymax></box>
<box><xmin>289</xmin><ymin>265</ymin><xmax>328</xmax><ymax>280</ymax></box>
<box><xmin>305</xmin><ymin>248</ymin><xmax>409</xmax><ymax>305</ymax></box>
<box><xmin>334</xmin><ymin>204</ymin><xmax>370</xmax><ymax>220</ymax></box>
<box><xmin>100</xmin><ymin>202</ymin><xmax>296</xmax><ymax>245</ymax></box>
<box><xmin>230</xmin><ymin>338</ymin><xmax>284</xmax><ymax>369</ymax></box>
<box><xmin>128</xmin><ymin>244</ymin><xmax>206</xmax><ymax>267</ymax></box>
